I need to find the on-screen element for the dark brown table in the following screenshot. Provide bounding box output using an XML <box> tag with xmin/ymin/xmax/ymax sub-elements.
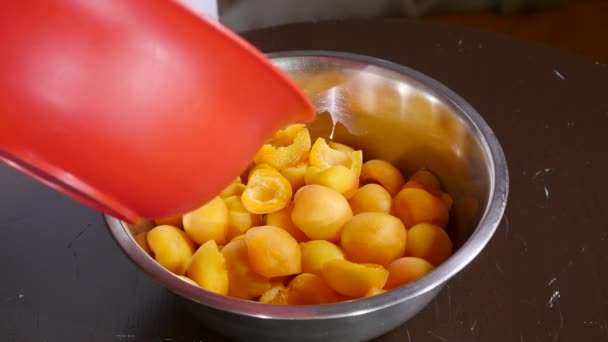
<box><xmin>1</xmin><ymin>19</ymin><xmax>607</xmax><ymax>342</ymax></box>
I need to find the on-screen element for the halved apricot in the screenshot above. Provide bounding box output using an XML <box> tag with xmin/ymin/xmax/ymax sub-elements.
<box><xmin>348</xmin><ymin>184</ymin><xmax>392</xmax><ymax>215</ymax></box>
<box><xmin>187</xmin><ymin>240</ymin><xmax>228</xmax><ymax>295</ymax></box>
<box><xmin>177</xmin><ymin>275</ymin><xmax>200</xmax><ymax>287</ymax></box>
<box><xmin>393</xmin><ymin>188</ymin><xmax>449</xmax><ymax>229</ymax></box>
<box><xmin>219</xmin><ymin>177</ymin><xmax>247</xmax><ymax>198</ymax></box>
<box><xmin>291</xmin><ymin>185</ymin><xmax>353</xmax><ymax>241</ymax></box>
<box><xmin>402</xmin><ymin>170</ymin><xmax>453</xmax><ymax>210</ymax></box>
<box><xmin>359</xmin><ymin>160</ymin><xmax>405</xmax><ymax>196</ymax></box>
<box><xmin>341</xmin><ymin>212</ymin><xmax>407</xmax><ymax>266</ymax></box>
<box><xmin>405</xmin><ymin>223</ymin><xmax>453</xmax><ymax>266</ymax></box>
<box><xmin>259</xmin><ymin>283</ymin><xmax>287</xmax><ymax>304</ymax></box>
<box><xmin>242</xmin><ymin>167</ymin><xmax>292</xmax><ymax>214</ymax></box>
<box><xmin>245</xmin><ymin>225</ymin><xmax>301</xmax><ymax>278</ymax></box>
<box><xmin>223</xmin><ymin>195</ymin><xmax>262</xmax><ymax>240</ymax></box>
<box><xmin>404</xmin><ymin>169</ymin><xmax>442</xmax><ymax>191</ymax></box>
<box><xmin>300</xmin><ymin>240</ymin><xmax>345</xmax><ymax>275</ymax></box>
<box><xmin>153</xmin><ymin>214</ymin><xmax>183</xmax><ymax>229</ymax></box>
<box><xmin>309</xmin><ymin>138</ymin><xmax>363</xmax><ymax>176</ymax></box>
<box><xmin>327</xmin><ymin>141</ymin><xmax>356</xmax><ymax>153</ymax></box>
<box><xmin>147</xmin><ymin>225</ymin><xmax>195</xmax><ymax>276</ymax></box>
<box><xmin>281</xmin><ymin>164</ymin><xmax>308</xmax><ymax>192</ymax></box>
<box><xmin>222</xmin><ymin>236</ymin><xmax>271</xmax><ymax>299</ymax></box>
<box><xmin>304</xmin><ymin>165</ymin><xmax>359</xmax><ymax>199</ymax></box>
<box><xmin>285</xmin><ymin>273</ymin><xmax>339</xmax><ymax>305</ymax></box>
<box><xmin>385</xmin><ymin>256</ymin><xmax>435</xmax><ymax>289</ymax></box>
<box><xmin>254</xmin><ymin>124</ymin><xmax>311</xmax><ymax>170</ymax></box>
<box><xmin>266</xmin><ymin>204</ymin><xmax>309</xmax><ymax>242</ymax></box>
<box><xmin>134</xmin><ymin>231</ymin><xmax>152</xmax><ymax>255</ymax></box>
<box><xmin>364</xmin><ymin>287</ymin><xmax>387</xmax><ymax>298</ymax></box>
<box><xmin>183</xmin><ymin>196</ymin><xmax>229</xmax><ymax>245</ymax></box>
<box><xmin>321</xmin><ymin>259</ymin><xmax>388</xmax><ymax>298</ymax></box>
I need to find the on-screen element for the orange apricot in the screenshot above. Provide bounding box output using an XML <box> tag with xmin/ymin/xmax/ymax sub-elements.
<box><xmin>285</xmin><ymin>273</ymin><xmax>339</xmax><ymax>305</ymax></box>
<box><xmin>177</xmin><ymin>275</ymin><xmax>200</xmax><ymax>287</ymax></box>
<box><xmin>291</xmin><ymin>185</ymin><xmax>353</xmax><ymax>241</ymax></box>
<box><xmin>153</xmin><ymin>214</ymin><xmax>183</xmax><ymax>228</ymax></box>
<box><xmin>266</xmin><ymin>204</ymin><xmax>309</xmax><ymax>242</ymax></box>
<box><xmin>219</xmin><ymin>178</ymin><xmax>247</xmax><ymax>199</ymax></box>
<box><xmin>254</xmin><ymin>124</ymin><xmax>311</xmax><ymax>170</ymax></box>
<box><xmin>245</xmin><ymin>225</ymin><xmax>301</xmax><ymax>278</ymax></box>
<box><xmin>405</xmin><ymin>169</ymin><xmax>442</xmax><ymax>191</ymax></box>
<box><xmin>222</xmin><ymin>237</ymin><xmax>271</xmax><ymax>299</ymax></box>
<box><xmin>392</xmin><ymin>188</ymin><xmax>449</xmax><ymax>229</ymax></box>
<box><xmin>348</xmin><ymin>184</ymin><xmax>392</xmax><ymax>215</ymax></box>
<box><xmin>359</xmin><ymin>160</ymin><xmax>405</xmax><ymax>196</ymax></box>
<box><xmin>281</xmin><ymin>164</ymin><xmax>308</xmax><ymax>192</ymax></box>
<box><xmin>341</xmin><ymin>212</ymin><xmax>407</xmax><ymax>266</ymax></box>
<box><xmin>304</xmin><ymin>165</ymin><xmax>359</xmax><ymax>199</ymax></box>
<box><xmin>183</xmin><ymin>196</ymin><xmax>229</xmax><ymax>245</ymax></box>
<box><xmin>147</xmin><ymin>225</ymin><xmax>195</xmax><ymax>275</ymax></box>
<box><xmin>364</xmin><ymin>287</ymin><xmax>387</xmax><ymax>298</ymax></box>
<box><xmin>187</xmin><ymin>240</ymin><xmax>228</xmax><ymax>295</ymax></box>
<box><xmin>309</xmin><ymin>137</ymin><xmax>363</xmax><ymax>176</ymax></box>
<box><xmin>223</xmin><ymin>195</ymin><xmax>262</xmax><ymax>240</ymax></box>
<box><xmin>385</xmin><ymin>257</ymin><xmax>435</xmax><ymax>289</ymax></box>
<box><xmin>259</xmin><ymin>283</ymin><xmax>287</xmax><ymax>304</ymax></box>
<box><xmin>300</xmin><ymin>240</ymin><xmax>345</xmax><ymax>275</ymax></box>
<box><xmin>242</xmin><ymin>167</ymin><xmax>292</xmax><ymax>214</ymax></box>
<box><xmin>134</xmin><ymin>231</ymin><xmax>152</xmax><ymax>255</ymax></box>
<box><xmin>321</xmin><ymin>259</ymin><xmax>388</xmax><ymax>298</ymax></box>
<box><xmin>405</xmin><ymin>223</ymin><xmax>453</xmax><ymax>266</ymax></box>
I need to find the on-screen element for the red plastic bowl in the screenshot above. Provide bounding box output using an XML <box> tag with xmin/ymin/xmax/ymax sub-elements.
<box><xmin>0</xmin><ymin>0</ymin><xmax>315</xmax><ymax>223</ymax></box>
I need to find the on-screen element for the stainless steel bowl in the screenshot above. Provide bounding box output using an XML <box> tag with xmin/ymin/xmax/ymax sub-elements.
<box><xmin>105</xmin><ymin>51</ymin><xmax>509</xmax><ymax>342</ymax></box>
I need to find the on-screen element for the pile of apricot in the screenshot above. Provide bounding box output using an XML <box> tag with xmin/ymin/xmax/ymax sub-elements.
<box><xmin>136</xmin><ymin>124</ymin><xmax>454</xmax><ymax>305</ymax></box>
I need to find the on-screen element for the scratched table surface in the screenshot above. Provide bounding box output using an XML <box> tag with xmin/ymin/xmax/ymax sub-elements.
<box><xmin>1</xmin><ymin>19</ymin><xmax>608</xmax><ymax>342</ymax></box>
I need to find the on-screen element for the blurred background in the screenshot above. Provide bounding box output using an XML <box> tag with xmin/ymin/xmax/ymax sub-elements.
<box><xmin>212</xmin><ymin>0</ymin><xmax>607</xmax><ymax>63</ymax></box>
